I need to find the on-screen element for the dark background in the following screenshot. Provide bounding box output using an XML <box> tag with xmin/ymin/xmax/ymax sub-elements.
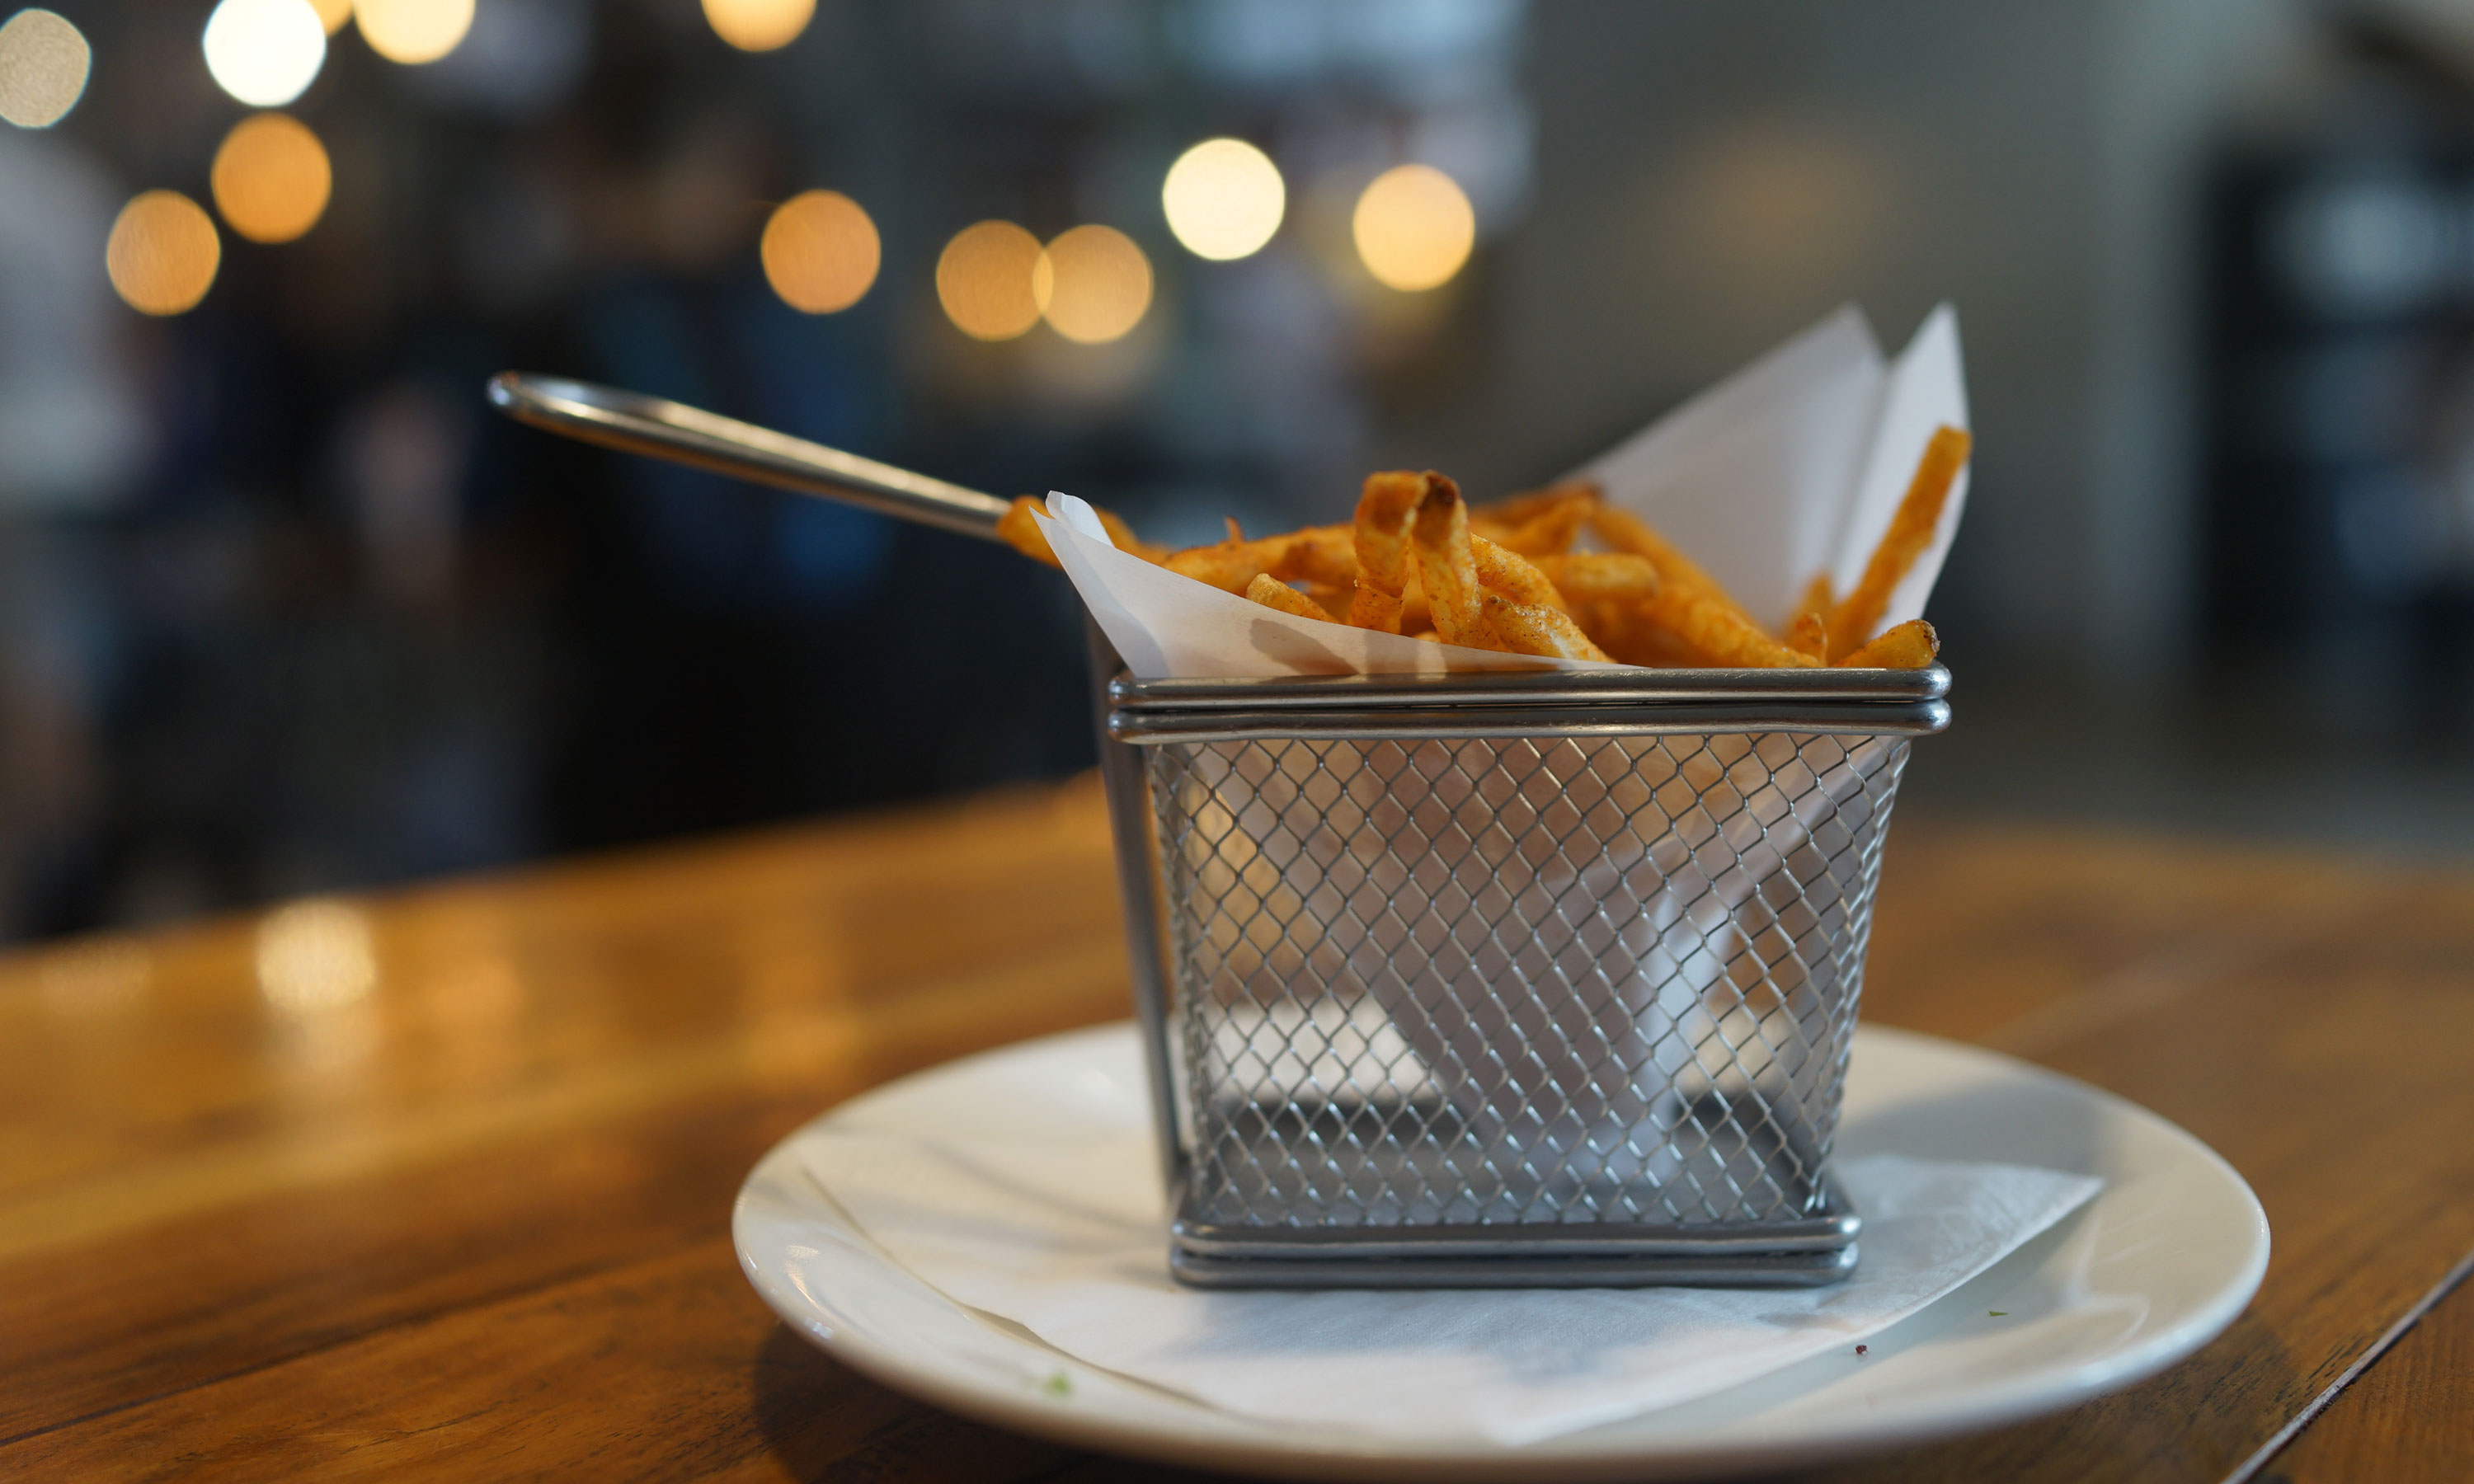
<box><xmin>6</xmin><ymin>0</ymin><xmax>2474</xmax><ymax>946</ymax></box>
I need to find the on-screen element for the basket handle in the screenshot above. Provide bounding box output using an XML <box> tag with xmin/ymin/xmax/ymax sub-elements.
<box><xmin>487</xmin><ymin>372</ymin><xmax>1013</xmax><ymax>542</ymax></box>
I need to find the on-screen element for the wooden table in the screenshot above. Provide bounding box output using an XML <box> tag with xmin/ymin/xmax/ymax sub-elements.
<box><xmin>3</xmin><ymin>777</ymin><xmax>2469</xmax><ymax>1482</ymax></box>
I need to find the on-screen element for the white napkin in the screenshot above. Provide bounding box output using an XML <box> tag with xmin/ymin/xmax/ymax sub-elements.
<box><xmin>797</xmin><ymin>1124</ymin><xmax>2096</xmax><ymax>1448</ymax></box>
<box><xmin>1037</xmin><ymin>303</ymin><xmax>1970</xmax><ymax>680</ymax></box>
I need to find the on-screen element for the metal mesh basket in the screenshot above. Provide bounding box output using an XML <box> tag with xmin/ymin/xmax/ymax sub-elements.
<box><xmin>1092</xmin><ymin>649</ymin><xmax>1950</xmax><ymax>1289</ymax></box>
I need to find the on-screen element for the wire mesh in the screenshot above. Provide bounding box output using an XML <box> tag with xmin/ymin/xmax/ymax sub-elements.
<box><xmin>1146</xmin><ymin>730</ymin><xmax>1910</xmax><ymax>1236</ymax></box>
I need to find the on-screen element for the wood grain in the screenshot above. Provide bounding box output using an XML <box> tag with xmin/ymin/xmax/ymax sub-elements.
<box><xmin>2264</xmin><ymin>1256</ymin><xmax>2474</xmax><ymax>1482</ymax></box>
<box><xmin>2</xmin><ymin>785</ymin><xmax>2469</xmax><ymax>1481</ymax></box>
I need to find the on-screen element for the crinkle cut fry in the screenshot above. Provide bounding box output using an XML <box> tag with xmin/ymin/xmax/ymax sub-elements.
<box><xmin>1828</xmin><ymin>424</ymin><xmax>1970</xmax><ymax>660</ymax></box>
<box><xmin>1835</xmin><ymin>618</ymin><xmax>1939</xmax><ymax>669</ymax></box>
<box><xmin>1244</xmin><ymin>573</ymin><xmax>1341</xmax><ymax>623</ymax></box>
<box><xmin>1482</xmin><ymin>594</ymin><xmax>1610</xmax><ymax>662</ymax></box>
<box><xmin>1409</xmin><ymin>475</ymin><xmax>1492</xmax><ymax>649</ymax></box>
<box><xmin>1346</xmin><ymin>471</ymin><xmax>1431</xmax><ymax>632</ymax></box>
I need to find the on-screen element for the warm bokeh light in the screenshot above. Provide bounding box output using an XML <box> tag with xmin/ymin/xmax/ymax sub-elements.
<box><xmin>0</xmin><ymin>8</ymin><xmax>88</xmax><ymax>128</ymax></box>
<box><xmin>201</xmin><ymin>0</ymin><xmax>327</xmax><ymax>108</ymax></box>
<box><xmin>762</xmin><ymin>190</ymin><xmax>879</xmax><ymax>312</ymax></box>
<box><xmin>1162</xmin><ymin>138</ymin><xmax>1284</xmax><ymax>261</ymax></box>
<box><xmin>106</xmin><ymin>190</ymin><xmax>222</xmax><ymax>316</ymax></box>
<box><xmin>703</xmin><ymin>0</ymin><xmax>813</xmax><ymax>52</ymax></box>
<box><xmin>937</xmin><ymin>220</ymin><xmax>1046</xmax><ymax>341</ymax></box>
<box><xmin>307</xmin><ymin>0</ymin><xmax>350</xmax><ymax>34</ymax></box>
<box><xmin>1034</xmin><ymin>224</ymin><xmax>1153</xmax><ymax>344</ymax></box>
<box><xmin>354</xmin><ymin>0</ymin><xmax>471</xmax><ymax>64</ymax></box>
<box><xmin>212</xmin><ymin>113</ymin><xmax>332</xmax><ymax>243</ymax></box>
<box><xmin>256</xmin><ymin>899</ymin><xmax>379</xmax><ymax>1011</ymax></box>
<box><xmin>1352</xmin><ymin>163</ymin><xmax>1476</xmax><ymax>292</ymax></box>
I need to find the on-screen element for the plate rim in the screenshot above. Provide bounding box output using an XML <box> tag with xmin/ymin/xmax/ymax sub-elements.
<box><xmin>732</xmin><ymin>1021</ymin><xmax>2269</xmax><ymax>1482</ymax></box>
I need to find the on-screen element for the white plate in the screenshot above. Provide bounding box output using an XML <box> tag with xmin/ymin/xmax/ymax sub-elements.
<box><xmin>734</xmin><ymin>1023</ymin><xmax>2267</xmax><ymax>1482</ymax></box>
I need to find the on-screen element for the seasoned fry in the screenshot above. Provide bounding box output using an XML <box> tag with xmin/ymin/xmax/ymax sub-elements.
<box><xmin>1834</xmin><ymin>618</ymin><xmax>1939</xmax><ymax>669</ymax></box>
<box><xmin>1479</xmin><ymin>481</ymin><xmax>1599</xmax><ymax>528</ymax></box>
<box><xmin>1828</xmin><ymin>425</ymin><xmax>1970</xmax><ymax>660</ymax></box>
<box><xmin>1346</xmin><ymin>471</ymin><xmax>1429</xmax><ymax>632</ymax></box>
<box><xmin>1280</xmin><ymin>524</ymin><xmax>1360</xmax><ymax>587</ymax></box>
<box><xmin>1005</xmin><ymin>448</ymin><xmax>1963</xmax><ymax>673</ymax></box>
<box><xmin>1409</xmin><ymin>476</ymin><xmax>1491</xmax><ymax>648</ymax></box>
<box><xmin>1591</xmin><ymin>505</ymin><xmax>1761</xmax><ymax>628</ymax></box>
<box><xmin>1786</xmin><ymin>612</ymin><xmax>1827</xmax><ymax>662</ymax></box>
<box><xmin>1472</xmin><ymin>536</ymin><xmax>1568</xmax><ymax>613</ymax></box>
<box><xmin>1482</xmin><ymin>594</ymin><xmax>1611</xmax><ymax>662</ymax></box>
<box><xmin>1533</xmin><ymin>552</ymin><xmax>1660</xmax><ymax>607</ymax></box>
<box><xmin>1244</xmin><ymin>572</ymin><xmax>1341</xmax><ymax>623</ymax></box>
<box><xmin>995</xmin><ymin>495</ymin><xmax>1164</xmax><ymax>567</ymax></box>
<box><xmin>1474</xmin><ymin>486</ymin><xmax>1597</xmax><ymax>557</ymax></box>
<box><xmin>995</xmin><ymin>495</ymin><xmax>1061</xmax><ymax>568</ymax></box>
<box><xmin>1166</xmin><ymin>530</ymin><xmax>1310</xmax><ymax>593</ymax></box>
<box><xmin>1639</xmin><ymin>586</ymin><xmax>1821</xmax><ymax>668</ymax></box>
<box><xmin>1794</xmin><ymin>571</ymin><xmax>1835</xmax><ymax>628</ymax></box>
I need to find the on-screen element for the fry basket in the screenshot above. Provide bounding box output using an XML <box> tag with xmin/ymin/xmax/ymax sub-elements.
<box><xmin>1089</xmin><ymin>632</ymin><xmax>1950</xmax><ymax>1289</ymax></box>
<box><xmin>477</xmin><ymin>373</ymin><xmax>1955</xmax><ymax>1291</ymax></box>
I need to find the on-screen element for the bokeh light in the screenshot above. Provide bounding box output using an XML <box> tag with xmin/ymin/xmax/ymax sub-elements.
<box><xmin>761</xmin><ymin>190</ymin><xmax>880</xmax><ymax>313</ymax></box>
<box><xmin>0</xmin><ymin>8</ymin><xmax>89</xmax><ymax>129</ymax></box>
<box><xmin>1162</xmin><ymin>139</ymin><xmax>1284</xmax><ymax>261</ymax></box>
<box><xmin>256</xmin><ymin>899</ymin><xmax>378</xmax><ymax>1011</ymax></box>
<box><xmin>307</xmin><ymin>0</ymin><xmax>351</xmax><ymax>33</ymax></box>
<box><xmin>212</xmin><ymin>113</ymin><xmax>332</xmax><ymax>244</ymax></box>
<box><xmin>936</xmin><ymin>220</ymin><xmax>1045</xmax><ymax>341</ymax></box>
<box><xmin>1034</xmin><ymin>225</ymin><xmax>1153</xmax><ymax>344</ymax></box>
<box><xmin>1352</xmin><ymin>163</ymin><xmax>1476</xmax><ymax>292</ymax></box>
<box><xmin>703</xmin><ymin>0</ymin><xmax>814</xmax><ymax>52</ymax></box>
<box><xmin>106</xmin><ymin>190</ymin><xmax>222</xmax><ymax>317</ymax></box>
<box><xmin>354</xmin><ymin>0</ymin><xmax>472</xmax><ymax>64</ymax></box>
<box><xmin>202</xmin><ymin>0</ymin><xmax>327</xmax><ymax>108</ymax></box>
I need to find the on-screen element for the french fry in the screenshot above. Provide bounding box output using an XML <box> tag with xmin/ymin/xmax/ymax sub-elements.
<box><xmin>1346</xmin><ymin>471</ymin><xmax>1428</xmax><ymax>632</ymax></box>
<box><xmin>1478</xmin><ymin>481</ymin><xmax>1600</xmax><ymax>528</ymax></box>
<box><xmin>1482</xmin><ymin>594</ymin><xmax>1611</xmax><ymax>662</ymax></box>
<box><xmin>1639</xmin><ymin>586</ymin><xmax>1821</xmax><ymax>668</ymax></box>
<box><xmin>1474</xmin><ymin>486</ymin><xmax>1597</xmax><ymax>557</ymax></box>
<box><xmin>1472</xmin><ymin>535</ymin><xmax>1568</xmax><ymax>613</ymax></box>
<box><xmin>1297</xmin><ymin>580</ymin><xmax>1352</xmax><ymax>621</ymax></box>
<box><xmin>1278</xmin><ymin>524</ymin><xmax>1360</xmax><ymax>587</ymax></box>
<box><xmin>995</xmin><ymin>495</ymin><xmax>1164</xmax><ymax>567</ymax></box>
<box><xmin>1834</xmin><ymin>618</ymin><xmax>1939</xmax><ymax>669</ymax></box>
<box><xmin>995</xmin><ymin>496</ymin><xmax>1061</xmax><ymax>568</ymax></box>
<box><xmin>1244</xmin><ymin>573</ymin><xmax>1341</xmax><ymax>624</ymax></box>
<box><xmin>1786</xmin><ymin>612</ymin><xmax>1827</xmax><ymax>662</ymax></box>
<box><xmin>1591</xmin><ymin>505</ymin><xmax>1761</xmax><ymax>628</ymax></box>
<box><xmin>1828</xmin><ymin>425</ymin><xmax>1969</xmax><ymax>660</ymax></box>
<box><xmin>1794</xmin><ymin>571</ymin><xmax>1834</xmax><ymax>629</ymax></box>
<box><xmin>1166</xmin><ymin>531</ymin><xmax>1307</xmax><ymax>594</ymax></box>
<box><xmin>1409</xmin><ymin>475</ymin><xmax>1491</xmax><ymax>649</ymax></box>
<box><xmin>1534</xmin><ymin>552</ymin><xmax>1660</xmax><ymax>607</ymax></box>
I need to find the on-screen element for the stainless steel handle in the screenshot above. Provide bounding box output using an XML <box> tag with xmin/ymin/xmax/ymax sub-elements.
<box><xmin>486</xmin><ymin>372</ymin><xmax>1013</xmax><ymax>542</ymax></box>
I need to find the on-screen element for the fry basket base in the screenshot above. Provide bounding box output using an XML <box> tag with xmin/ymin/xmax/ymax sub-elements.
<box><xmin>1167</xmin><ymin>1243</ymin><xmax>1859</xmax><ymax>1290</ymax></box>
<box><xmin>1165</xmin><ymin>1178</ymin><xmax>1861</xmax><ymax>1289</ymax></box>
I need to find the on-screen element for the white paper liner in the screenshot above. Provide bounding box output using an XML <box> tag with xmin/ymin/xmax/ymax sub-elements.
<box><xmin>797</xmin><ymin>1125</ymin><xmax>2098</xmax><ymax>1449</ymax></box>
<box><xmin>1037</xmin><ymin>303</ymin><xmax>1968</xmax><ymax>680</ymax></box>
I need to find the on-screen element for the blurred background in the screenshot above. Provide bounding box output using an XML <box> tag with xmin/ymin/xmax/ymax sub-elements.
<box><xmin>5</xmin><ymin>0</ymin><xmax>2474</xmax><ymax>946</ymax></box>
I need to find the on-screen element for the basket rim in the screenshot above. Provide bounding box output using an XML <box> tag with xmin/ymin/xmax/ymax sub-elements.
<box><xmin>1105</xmin><ymin>664</ymin><xmax>1951</xmax><ymax>743</ymax></box>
